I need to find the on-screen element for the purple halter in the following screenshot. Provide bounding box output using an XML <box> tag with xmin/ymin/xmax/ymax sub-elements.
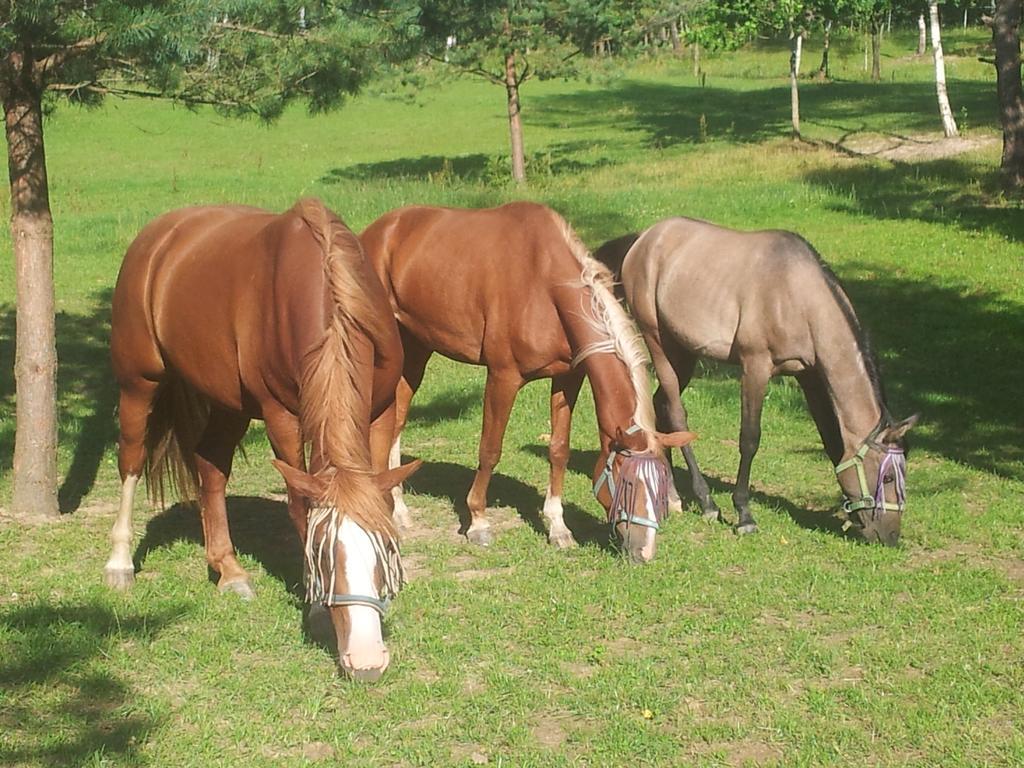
<box><xmin>835</xmin><ymin>420</ymin><xmax>907</xmax><ymax>519</ymax></box>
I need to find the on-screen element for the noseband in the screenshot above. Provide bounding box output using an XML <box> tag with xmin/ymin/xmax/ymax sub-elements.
<box><xmin>305</xmin><ymin>506</ymin><xmax>404</xmax><ymax>616</ymax></box>
<box><xmin>834</xmin><ymin>420</ymin><xmax>907</xmax><ymax>521</ymax></box>
<box><xmin>593</xmin><ymin>425</ymin><xmax>670</xmax><ymax>530</ymax></box>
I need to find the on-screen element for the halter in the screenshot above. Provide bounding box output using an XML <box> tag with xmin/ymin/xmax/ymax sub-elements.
<box><xmin>593</xmin><ymin>425</ymin><xmax>670</xmax><ymax>530</ymax></box>
<box><xmin>305</xmin><ymin>505</ymin><xmax>404</xmax><ymax>616</ymax></box>
<box><xmin>834</xmin><ymin>420</ymin><xmax>907</xmax><ymax>521</ymax></box>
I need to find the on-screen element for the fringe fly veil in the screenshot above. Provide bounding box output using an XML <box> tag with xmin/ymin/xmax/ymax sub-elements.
<box><xmin>294</xmin><ymin>198</ymin><xmax>404</xmax><ymax>605</ymax></box>
<box><xmin>551</xmin><ymin>211</ymin><xmax>658</xmax><ymax>446</ymax></box>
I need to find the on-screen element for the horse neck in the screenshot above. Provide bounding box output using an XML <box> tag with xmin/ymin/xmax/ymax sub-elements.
<box><xmin>554</xmin><ymin>288</ymin><xmax>651</xmax><ymax>454</ymax></box>
<box><xmin>812</xmin><ymin>308</ymin><xmax>885</xmax><ymax>456</ymax></box>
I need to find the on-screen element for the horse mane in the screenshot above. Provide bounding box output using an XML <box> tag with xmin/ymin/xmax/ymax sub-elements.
<box><xmin>549</xmin><ymin>211</ymin><xmax>658</xmax><ymax>441</ymax></box>
<box><xmin>293</xmin><ymin>198</ymin><xmax>398</xmax><ymax>542</ymax></box>
<box><xmin>792</xmin><ymin>233</ymin><xmax>890</xmax><ymax>415</ymax></box>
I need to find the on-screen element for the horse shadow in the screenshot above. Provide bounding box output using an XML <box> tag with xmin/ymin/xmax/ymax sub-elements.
<box><xmin>0</xmin><ymin>602</ymin><xmax>183</xmax><ymax>767</ymax></box>
<box><xmin>402</xmin><ymin>457</ymin><xmax>615</xmax><ymax>553</ymax></box>
<box><xmin>0</xmin><ymin>289</ymin><xmax>119</xmax><ymax>513</ymax></box>
<box><xmin>132</xmin><ymin>498</ymin><xmax>347</xmax><ymax>656</ymax></box>
<box><xmin>522</xmin><ymin>444</ymin><xmax>855</xmax><ymax>542</ymax></box>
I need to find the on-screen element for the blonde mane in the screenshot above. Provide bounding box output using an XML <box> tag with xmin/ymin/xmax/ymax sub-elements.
<box><xmin>551</xmin><ymin>211</ymin><xmax>657</xmax><ymax>441</ymax></box>
<box><xmin>294</xmin><ymin>198</ymin><xmax>398</xmax><ymax>544</ymax></box>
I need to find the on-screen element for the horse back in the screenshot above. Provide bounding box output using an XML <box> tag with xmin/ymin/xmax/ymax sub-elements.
<box><xmin>623</xmin><ymin>217</ymin><xmax>828</xmax><ymax>365</ymax></box>
<box><xmin>361</xmin><ymin>202</ymin><xmax>579</xmax><ymax>373</ymax></box>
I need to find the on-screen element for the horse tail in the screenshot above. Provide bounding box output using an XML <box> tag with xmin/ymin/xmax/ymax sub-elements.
<box><xmin>292</xmin><ymin>197</ymin><xmax>398</xmax><ymax>541</ymax></box>
<box><xmin>550</xmin><ymin>211</ymin><xmax>657</xmax><ymax>438</ymax></box>
<box><xmin>143</xmin><ymin>375</ymin><xmax>209</xmax><ymax>507</ymax></box>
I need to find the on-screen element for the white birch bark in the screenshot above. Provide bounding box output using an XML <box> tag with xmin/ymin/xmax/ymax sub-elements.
<box><xmin>918</xmin><ymin>14</ymin><xmax>927</xmax><ymax>55</ymax></box>
<box><xmin>929</xmin><ymin>0</ymin><xmax>959</xmax><ymax>138</ymax></box>
<box><xmin>790</xmin><ymin>31</ymin><xmax>802</xmax><ymax>138</ymax></box>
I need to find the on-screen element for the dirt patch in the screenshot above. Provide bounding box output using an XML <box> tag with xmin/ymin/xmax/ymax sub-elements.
<box><xmin>454</xmin><ymin>567</ymin><xmax>512</xmax><ymax>582</ymax></box>
<box><xmin>530</xmin><ymin>711</ymin><xmax>582</xmax><ymax>749</ymax></box>
<box><xmin>561</xmin><ymin>660</ymin><xmax>596</xmax><ymax>679</ymax></box>
<box><xmin>691</xmin><ymin>738</ymin><xmax>784</xmax><ymax>766</ymax></box>
<box><xmin>450</xmin><ymin>744</ymin><xmax>489</xmax><ymax>765</ymax></box>
<box><xmin>833</xmin><ymin>134</ymin><xmax>997</xmax><ymax>163</ymax></box>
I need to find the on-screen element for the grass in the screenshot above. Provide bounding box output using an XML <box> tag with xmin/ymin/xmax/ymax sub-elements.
<box><xmin>2</xmin><ymin>28</ymin><xmax>1023</xmax><ymax>767</ymax></box>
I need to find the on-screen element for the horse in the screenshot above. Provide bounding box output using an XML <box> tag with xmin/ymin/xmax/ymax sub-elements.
<box><xmin>105</xmin><ymin>198</ymin><xmax>420</xmax><ymax>680</ymax></box>
<box><xmin>360</xmin><ymin>202</ymin><xmax>694</xmax><ymax>563</ymax></box>
<box><xmin>595</xmin><ymin>218</ymin><xmax>917</xmax><ymax>546</ymax></box>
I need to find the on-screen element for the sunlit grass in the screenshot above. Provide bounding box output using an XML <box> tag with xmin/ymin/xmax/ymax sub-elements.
<box><xmin>1</xmin><ymin>27</ymin><xmax>1022</xmax><ymax>768</ymax></box>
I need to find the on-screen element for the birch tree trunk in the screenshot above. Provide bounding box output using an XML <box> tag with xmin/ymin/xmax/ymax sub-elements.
<box><xmin>871</xmin><ymin>19</ymin><xmax>882</xmax><ymax>81</ymax></box>
<box><xmin>992</xmin><ymin>0</ymin><xmax>1024</xmax><ymax>188</ymax></box>
<box><xmin>790</xmin><ymin>31</ymin><xmax>803</xmax><ymax>139</ymax></box>
<box><xmin>670</xmin><ymin>20</ymin><xmax>681</xmax><ymax>54</ymax></box>
<box><xmin>3</xmin><ymin>51</ymin><xmax>59</xmax><ymax>519</ymax></box>
<box><xmin>818</xmin><ymin>20</ymin><xmax>832</xmax><ymax>79</ymax></box>
<box><xmin>929</xmin><ymin>0</ymin><xmax>960</xmax><ymax>137</ymax></box>
<box><xmin>918</xmin><ymin>14</ymin><xmax>928</xmax><ymax>55</ymax></box>
<box><xmin>504</xmin><ymin>50</ymin><xmax>526</xmax><ymax>183</ymax></box>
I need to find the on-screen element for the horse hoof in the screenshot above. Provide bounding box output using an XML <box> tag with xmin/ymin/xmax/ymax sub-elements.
<box><xmin>702</xmin><ymin>508</ymin><xmax>722</xmax><ymax>523</ymax></box>
<box><xmin>734</xmin><ymin>523</ymin><xmax>759</xmax><ymax>536</ymax></box>
<box><xmin>466</xmin><ymin>528</ymin><xmax>494</xmax><ymax>547</ymax></box>
<box><xmin>219</xmin><ymin>579</ymin><xmax>256</xmax><ymax>600</ymax></box>
<box><xmin>548</xmin><ymin>532</ymin><xmax>577</xmax><ymax>550</ymax></box>
<box><xmin>345</xmin><ymin>665</ymin><xmax>385</xmax><ymax>683</ymax></box>
<box><xmin>104</xmin><ymin>568</ymin><xmax>135</xmax><ymax>590</ymax></box>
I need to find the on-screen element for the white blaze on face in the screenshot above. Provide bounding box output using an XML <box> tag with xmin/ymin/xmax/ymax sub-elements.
<box><xmin>636</xmin><ymin>461</ymin><xmax>661</xmax><ymax>561</ymax></box>
<box><xmin>338</xmin><ymin>517</ymin><xmax>389</xmax><ymax>674</ymax></box>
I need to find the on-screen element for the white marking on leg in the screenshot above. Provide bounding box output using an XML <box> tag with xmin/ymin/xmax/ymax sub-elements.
<box><xmin>667</xmin><ymin>473</ymin><xmax>683</xmax><ymax>514</ymax></box>
<box><xmin>104</xmin><ymin>474</ymin><xmax>139</xmax><ymax>579</ymax></box>
<box><xmin>543</xmin><ymin>484</ymin><xmax>575</xmax><ymax>547</ymax></box>
<box><xmin>388</xmin><ymin>435</ymin><xmax>412</xmax><ymax>526</ymax></box>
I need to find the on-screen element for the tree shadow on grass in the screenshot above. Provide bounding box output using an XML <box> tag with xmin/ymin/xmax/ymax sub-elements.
<box><xmin>406</xmin><ymin>388</ymin><xmax>482</xmax><ymax>428</ymax></box>
<box><xmin>0</xmin><ymin>602</ymin><xmax>186</xmax><ymax>767</ymax></box>
<box><xmin>803</xmin><ymin>158</ymin><xmax>1024</xmax><ymax>243</ymax></box>
<box><xmin>532</xmin><ymin>78</ymin><xmax>996</xmax><ymax>152</ymax></box>
<box><xmin>403</xmin><ymin>457</ymin><xmax>614</xmax><ymax>552</ymax></box>
<box><xmin>839</xmin><ymin>268</ymin><xmax>1024</xmax><ymax>480</ymax></box>
<box><xmin>0</xmin><ymin>290</ymin><xmax>118</xmax><ymax>513</ymax></box>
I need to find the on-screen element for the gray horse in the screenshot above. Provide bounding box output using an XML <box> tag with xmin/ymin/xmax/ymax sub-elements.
<box><xmin>596</xmin><ymin>218</ymin><xmax>917</xmax><ymax>545</ymax></box>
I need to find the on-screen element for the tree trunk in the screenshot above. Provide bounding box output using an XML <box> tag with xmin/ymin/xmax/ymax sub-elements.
<box><xmin>4</xmin><ymin>55</ymin><xmax>59</xmax><ymax>519</ymax></box>
<box><xmin>670</xmin><ymin>20</ymin><xmax>681</xmax><ymax>53</ymax></box>
<box><xmin>918</xmin><ymin>14</ymin><xmax>928</xmax><ymax>55</ymax></box>
<box><xmin>993</xmin><ymin>0</ymin><xmax>1024</xmax><ymax>188</ymax></box>
<box><xmin>790</xmin><ymin>31</ymin><xmax>802</xmax><ymax>139</ymax></box>
<box><xmin>504</xmin><ymin>50</ymin><xmax>526</xmax><ymax>184</ymax></box>
<box><xmin>818</xmin><ymin>20</ymin><xmax>832</xmax><ymax>79</ymax></box>
<box><xmin>871</xmin><ymin>19</ymin><xmax>882</xmax><ymax>81</ymax></box>
<box><xmin>692</xmin><ymin>41</ymin><xmax>701</xmax><ymax>77</ymax></box>
<box><xmin>929</xmin><ymin>0</ymin><xmax>959</xmax><ymax>137</ymax></box>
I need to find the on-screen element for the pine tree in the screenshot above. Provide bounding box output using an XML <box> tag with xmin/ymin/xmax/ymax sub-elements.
<box><xmin>0</xmin><ymin>0</ymin><xmax>384</xmax><ymax>519</ymax></box>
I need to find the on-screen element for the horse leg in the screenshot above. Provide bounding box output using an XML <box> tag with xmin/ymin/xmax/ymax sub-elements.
<box><xmin>545</xmin><ymin>369</ymin><xmax>585</xmax><ymax>548</ymax></box>
<box><xmin>389</xmin><ymin>335</ymin><xmax>432</xmax><ymax>529</ymax></box>
<box><xmin>648</xmin><ymin>335</ymin><xmax>720</xmax><ymax>521</ymax></box>
<box><xmin>733</xmin><ymin>360</ymin><xmax>772</xmax><ymax>535</ymax></box>
<box><xmin>796</xmin><ymin>370</ymin><xmax>844</xmax><ymax>465</ymax></box>
<box><xmin>465</xmin><ymin>371</ymin><xmax>523</xmax><ymax>546</ymax></box>
<box><xmin>194</xmin><ymin>409</ymin><xmax>253</xmax><ymax>597</ymax></box>
<box><xmin>263</xmin><ymin>405</ymin><xmax>308</xmax><ymax>541</ymax></box>
<box><xmin>104</xmin><ymin>380</ymin><xmax>159</xmax><ymax>589</ymax></box>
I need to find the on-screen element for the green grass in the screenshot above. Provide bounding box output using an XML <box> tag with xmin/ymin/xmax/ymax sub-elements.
<box><xmin>2</xmin><ymin>29</ymin><xmax>1023</xmax><ymax>767</ymax></box>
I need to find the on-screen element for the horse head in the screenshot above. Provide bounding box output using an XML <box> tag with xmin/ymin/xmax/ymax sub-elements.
<box><xmin>595</xmin><ymin>427</ymin><xmax>696</xmax><ymax>563</ymax></box>
<box><xmin>272</xmin><ymin>458</ymin><xmax>420</xmax><ymax>680</ymax></box>
<box><xmin>835</xmin><ymin>415</ymin><xmax>918</xmax><ymax>547</ymax></box>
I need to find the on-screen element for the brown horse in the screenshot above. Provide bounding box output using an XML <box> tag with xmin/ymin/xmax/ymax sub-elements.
<box><xmin>105</xmin><ymin>198</ymin><xmax>419</xmax><ymax>680</ymax></box>
<box><xmin>595</xmin><ymin>218</ymin><xmax>917</xmax><ymax>546</ymax></box>
<box><xmin>361</xmin><ymin>202</ymin><xmax>694</xmax><ymax>562</ymax></box>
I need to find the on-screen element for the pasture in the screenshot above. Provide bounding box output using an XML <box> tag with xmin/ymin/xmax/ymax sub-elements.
<box><xmin>2</xmin><ymin>29</ymin><xmax>1023</xmax><ymax>766</ymax></box>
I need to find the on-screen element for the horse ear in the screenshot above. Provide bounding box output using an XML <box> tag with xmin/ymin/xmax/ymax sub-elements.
<box><xmin>656</xmin><ymin>431</ymin><xmax>698</xmax><ymax>449</ymax></box>
<box><xmin>882</xmin><ymin>414</ymin><xmax>920</xmax><ymax>443</ymax></box>
<box><xmin>373</xmin><ymin>459</ymin><xmax>423</xmax><ymax>493</ymax></box>
<box><xmin>271</xmin><ymin>459</ymin><xmax>328</xmax><ymax>501</ymax></box>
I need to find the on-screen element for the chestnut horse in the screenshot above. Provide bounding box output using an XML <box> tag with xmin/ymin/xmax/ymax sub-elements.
<box><xmin>105</xmin><ymin>199</ymin><xmax>419</xmax><ymax>680</ymax></box>
<box><xmin>361</xmin><ymin>202</ymin><xmax>694</xmax><ymax>562</ymax></box>
<box><xmin>596</xmin><ymin>218</ymin><xmax>917</xmax><ymax>545</ymax></box>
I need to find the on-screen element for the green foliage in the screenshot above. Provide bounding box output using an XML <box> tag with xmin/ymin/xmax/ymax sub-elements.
<box><xmin>1</xmin><ymin>0</ymin><xmax>390</xmax><ymax>119</ymax></box>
